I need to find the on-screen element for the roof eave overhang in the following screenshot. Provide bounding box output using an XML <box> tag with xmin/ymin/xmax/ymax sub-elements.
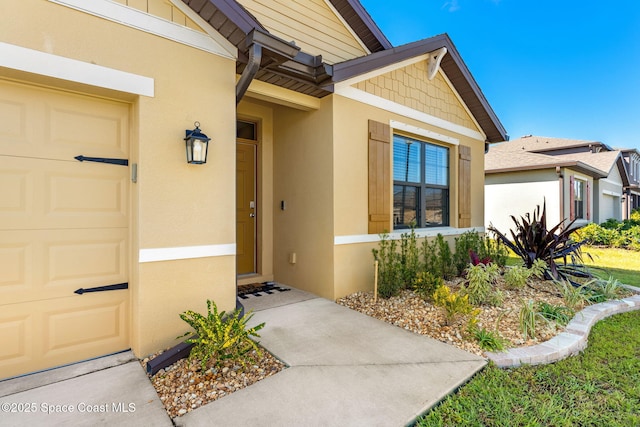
<box><xmin>182</xmin><ymin>0</ymin><xmax>333</xmax><ymax>97</ymax></box>
<box><xmin>486</xmin><ymin>161</ymin><xmax>608</xmax><ymax>178</ymax></box>
<box><xmin>332</xmin><ymin>34</ymin><xmax>507</xmax><ymax>143</ymax></box>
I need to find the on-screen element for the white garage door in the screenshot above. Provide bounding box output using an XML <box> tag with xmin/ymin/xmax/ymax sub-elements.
<box><xmin>0</xmin><ymin>79</ymin><xmax>130</xmax><ymax>379</ymax></box>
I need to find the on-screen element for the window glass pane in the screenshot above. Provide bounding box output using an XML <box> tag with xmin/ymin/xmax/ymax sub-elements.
<box><xmin>425</xmin><ymin>144</ymin><xmax>448</xmax><ymax>186</ymax></box>
<box><xmin>393</xmin><ymin>136</ymin><xmax>420</xmax><ymax>183</ymax></box>
<box><xmin>393</xmin><ymin>185</ymin><xmax>419</xmax><ymax>229</ymax></box>
<box><xmin>574</xmin><ymin>180</ymin><xmax>584</xmax><ymax>219</ymax></box>
<box><xmin>237</xmin><ymin>121</ymin><xmax>256</xmax><ymax>140</ymax></box>
<box><xmin>424</xmin><ymin>188</ymin><xmax>449</xmax><ymax>226</ymax></box>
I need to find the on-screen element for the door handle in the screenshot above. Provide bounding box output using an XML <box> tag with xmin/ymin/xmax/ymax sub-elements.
<box><xmin>249</xmin><ymin>213</ymin><xmax>255</xmax><ymax>217</ymax></box>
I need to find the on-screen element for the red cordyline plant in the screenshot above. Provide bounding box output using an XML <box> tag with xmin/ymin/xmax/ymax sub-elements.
<box><xmin>488</xmin><ymin>201</ymin><xmax>591</xmax><ymax>283</ymax></box>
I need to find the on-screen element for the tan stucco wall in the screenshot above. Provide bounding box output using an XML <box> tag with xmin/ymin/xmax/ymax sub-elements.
<box><xmin>3</xmin><ymin>0</ymin><xmax>237</xmax><ymax>357</ymax></box>
<box><xmin>331</xmin><ymin>94</ymin><xmax>486</xmax><ymax>298</ymax></box>
<box><xmin>353</xmin><ymin>65</ymin><xmax>479</xmax><ymax>131</ymax></box>
<box><xmin>272</xmin><ymin>98</ymin><xmax>336</xmax><ymax>299</ymax></box>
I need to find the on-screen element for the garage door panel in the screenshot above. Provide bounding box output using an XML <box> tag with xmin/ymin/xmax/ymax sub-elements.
<box><xmin>0</xmin><ymin>157</ymin><xmax>128</xmax><ymax>230</ymax></box>
<box><xmin>45</xmin><ymin>297</ymin><xmax>127</xmax><ymax>354</ymax></box>
<box><xmin>0</xmin><ymin>167</ymin><xmax>31</xmax><ymax>214</ymax></box>
<box><xmin>0</xmin><ymin>80</ymin><xmax>130</xmax><ymax>379</ymax></box>
<box><xmin>0</xmin><ymin>315</ymin><xmax>31</xmax><ymax>366</ymax></box>
<box><xmin>0</xmin><ymin>294</ymin><xmax>128</xmax><ymax>380</ymax></box>
<box><xmin>0</xmin><ymin>229</ymin><xmax>127</xmax><ymax>305</ymax></box>
<box><xmin>0</xmin><ymin>79</ymin><xmax>129</xmax><ymax>160</ymax></box>
<box><xmin>0</xmin><ymin>91</ymin><xmax>30</xmax><ymax>145</ymax></box>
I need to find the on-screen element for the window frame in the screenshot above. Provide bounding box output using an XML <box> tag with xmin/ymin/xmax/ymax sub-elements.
<box><xmin>392</xmin><ymin>134</ymin><xmax>450</xmax><ymax>229</ymax></box>
<box><xmin>573</xmin><ymin>177</ymin><xmax>586</xmax><ymax>220</ymax></box>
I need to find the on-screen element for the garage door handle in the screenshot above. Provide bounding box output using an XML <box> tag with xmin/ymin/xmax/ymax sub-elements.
<box><xmin>74</xmin><ymin>283</ymin><xmax>128</xmax><ymax>295</ymax></box>
<box><xmin>75</xmin><ymin>155</ymin><xmax>128</xmax><ymax>166</ymax></box>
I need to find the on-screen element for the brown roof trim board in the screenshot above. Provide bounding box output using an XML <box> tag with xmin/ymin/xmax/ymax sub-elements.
<box><xmin>327</xmin><ymin>0</ymin><xmax>392</xmax><ymax>52</ymax></box>
<box><xmin>332</xmin><ymin>34</ymin><xmax>508</xmax><ymax>143</ymax></box>
<box><xmin>487</xmin><ymin>161</ymin><xmax>608</xmax><ymax>178</ymax></box>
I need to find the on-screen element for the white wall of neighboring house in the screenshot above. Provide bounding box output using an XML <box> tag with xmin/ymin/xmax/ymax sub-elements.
<box><xmin>485</xmin><ymin>169</ymin><xmax>560</xmax><ymax>235</ymax></box>
<box><xmin>594</xmin><ymin>167</ymin><xmax>623</xmax><ymax>223</ymax></box>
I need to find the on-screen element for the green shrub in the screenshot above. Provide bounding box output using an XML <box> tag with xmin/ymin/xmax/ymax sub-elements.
<box><xmin>412</xmin><ymin>271</ymin><xmax>443</xmax><ymax>301</ymax></box>
<box><xmin>472</xmin><ymin>327</ymin><xmax>508</xmax><ymax>352</ymax></box>
<box><xmin>372</xmin><ymin>234</ymin><xmax>403</xmax><ymax>298</ymax></box>
<box><xmin>573</xmin><ymin>221</ymin><xmax>640</xmax><ymax>251</ymax></box>
<box><xmin>536</xmin><ymin>302</ymin><xmax>573</xmax><ymax>326</ymax></box>
<box><xmin>555</xmin><ymin>279</ymin><xmax>588</xmax><ymax>312</ymax></box>
<box><xmin>530</xmin><ymin>258</ymin><xmax>547</xmax><ymax>279</ymax></box>
<box><xmin>421</xmin><ymin>234</ymin><xmax>456</xmax><ymax>279</ymax></box>
<box><xmin>178</xmin><ymin>300</ymin><xmax>265</xmax><ymax>370</ymax></box>
<box><xmin>518</xmin><ymin>299</ymin><xmax>547</xmax><ymax>340</ymax></box>
<box><xmin>481</xmin><ymin>236</ymin><xmax>509</xmax><ymax>267</ymax></box>
<box><xmin>631</xmin><ymin>207</ymin><xmax>640</xmax><ymax>222</ymax></box>
<box><xmin>584</xmin><ymin>276</ymin><xmax>624</xmax><ymax>303</ymax></box>
<box><xmin>464</xmin><ymin>263</ymin><xmax>500</xmax><ymax>305</ymax></box>
<box><xmin>453</xmin><ymin>231</ymin><xmax>484</xmax><ymax>274</ymax></box>
<box><xmin>399</xmin><ymin>227</ymin><xmax>420</xmax><ymax>288</ymax></box>
<box><xmin>433</xmin><ymin>285</ymin><xmax>475</xmax><ymax>326</ymax></box>
<box><xmin>600</xmin><ymin>218</ymin><xmax>621</xmax><ymax>229</ymax></box>
<box><xmin>503</xmin><ymin>265</ymin><xmax>530</xmax><ymax>289</ymax></box>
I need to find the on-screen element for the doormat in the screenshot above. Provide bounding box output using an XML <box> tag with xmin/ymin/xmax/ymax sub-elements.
<box><xmin>238</xmin><ymin>282</ymin><xmax>291</xmax><ymax>299</ymax></box>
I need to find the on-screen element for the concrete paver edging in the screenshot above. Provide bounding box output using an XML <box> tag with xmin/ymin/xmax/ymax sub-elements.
<box><xmin>487</xmin><ymin>291</ymin><xmax>640</xmax><ymax>368</ymax></box>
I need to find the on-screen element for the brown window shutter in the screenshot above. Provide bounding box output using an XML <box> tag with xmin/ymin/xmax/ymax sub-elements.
<box><xmin>368</xmin><ymin>120</ymin><xmax>391</xmax><ymax>234</ymax></box>
<box><xmin>586</xmin><ymin>180</ymin><xmax>591</xmax><ymax>220</ymax></box>
<box><xmin>458</xmin><ymin>145</ymin><xmax>471</xmax><ymax>228</ymax></box>
<box><xmin>569</xmin><ymin>175</ymin><xmax>575</xmax><ymax>220</ymax></box>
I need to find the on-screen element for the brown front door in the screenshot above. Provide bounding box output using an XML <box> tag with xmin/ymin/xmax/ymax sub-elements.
<box><xmin>236</xmin><ymin>142</ymin><xmax>257</xmax><ymax>275</ymax></box>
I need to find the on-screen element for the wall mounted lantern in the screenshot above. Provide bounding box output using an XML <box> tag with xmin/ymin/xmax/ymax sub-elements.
<box><xmin>184</xmin><ymin>121</ymin><xmax>210</xmax><ymax>164</ymax></box>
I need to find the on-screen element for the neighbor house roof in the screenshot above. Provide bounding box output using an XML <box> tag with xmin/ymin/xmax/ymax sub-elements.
<box><xmin>485</xmin><ymin>148</ymin><xmax>607</xmax><ymax>178</ymax></box>
<box><xmin>553</xmin><ymin>151</ymin><xmax>622</xmax><ymax>175</ymax></box>
<box><xmin>182</xmin><ymin>0</ymin><xmax>507</xmax><ymax>141</ymax></box>
<box><xmin>497</xmin><ymin>135</ymin><xmax>612</xmax><ymax>153</ymax></box>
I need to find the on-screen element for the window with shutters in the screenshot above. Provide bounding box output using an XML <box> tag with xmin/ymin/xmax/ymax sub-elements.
<box><xmin>392</xmin><ymin>134</ymin><xmax>449</xmax><ymax>229</ymax></box>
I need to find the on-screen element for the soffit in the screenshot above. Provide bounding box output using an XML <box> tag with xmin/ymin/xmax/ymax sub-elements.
<box><xmin>181</xmin><ymin>0</ymin><xmax>332</xmax><ymax>97</ymax></box>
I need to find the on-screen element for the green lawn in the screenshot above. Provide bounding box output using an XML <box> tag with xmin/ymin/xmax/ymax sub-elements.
<box><xmin>506</xmin><ymin>246</ymin><xmax>640</xmax><ymax>287</ymax></box>
<box><xmin>418</xmin><ymin>246</ymin><xmax>640</xmax><ymax>426</ymax></box>
<box><xmin>418</xmin><ymin>311</ymin><xmax>640</xmax><ymax>427</ymax></box>
<box><xmin>582</xmin><ymin>247</ymin><xmax>640</xmax><ymax>287</ymax></box>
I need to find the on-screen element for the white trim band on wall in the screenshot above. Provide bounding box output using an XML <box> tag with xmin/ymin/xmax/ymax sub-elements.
<box><xmin>139</xmin><ymin>243</ymin><xmax>236</xmax><ymax>263</ymax></box>
<box><xmin>390</xmin><ymin>120</ymin><xmax>459</xmax><ymax>145</ymax></box>
<box><xmin>334</xmin><ymin>227</ymin><xmax>485</xmax><ymax>245</ymax></box>
<box><xmin>0</xmin><ymin>42</ymin><xmax>155</xmax><ymax>97</ymax></box>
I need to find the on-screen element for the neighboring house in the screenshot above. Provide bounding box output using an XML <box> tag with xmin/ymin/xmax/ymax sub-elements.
<box><xmin>485</xmin><ymin>135</ymin><xmax>628</xmax><ymax>234</ymax></box>
<box><xmin>0</xmin><ymin>0</ymin><xmax>506</xmax><ymax>379</ymax></box>
<box><xmin>621</xmin><ymin>148</ymin><xmax>640</xmax><ymax>217</ymax></box>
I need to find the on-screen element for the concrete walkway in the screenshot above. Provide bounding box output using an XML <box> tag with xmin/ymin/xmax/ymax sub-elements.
<box><xmin>0</xmin><ymin>290</ymin><xmax>486</xmax><ymax>427</ymax></box>
<box><xmin>176</xmin><ymin>291</ymin><xmax>486</xmax><ymax>426</ymax></box>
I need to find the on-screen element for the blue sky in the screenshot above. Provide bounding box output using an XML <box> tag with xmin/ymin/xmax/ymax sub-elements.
<box><xmin>360</xmin><ymin>0</ymin><xmax>640</xmax><ymax>150</ymax></box>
